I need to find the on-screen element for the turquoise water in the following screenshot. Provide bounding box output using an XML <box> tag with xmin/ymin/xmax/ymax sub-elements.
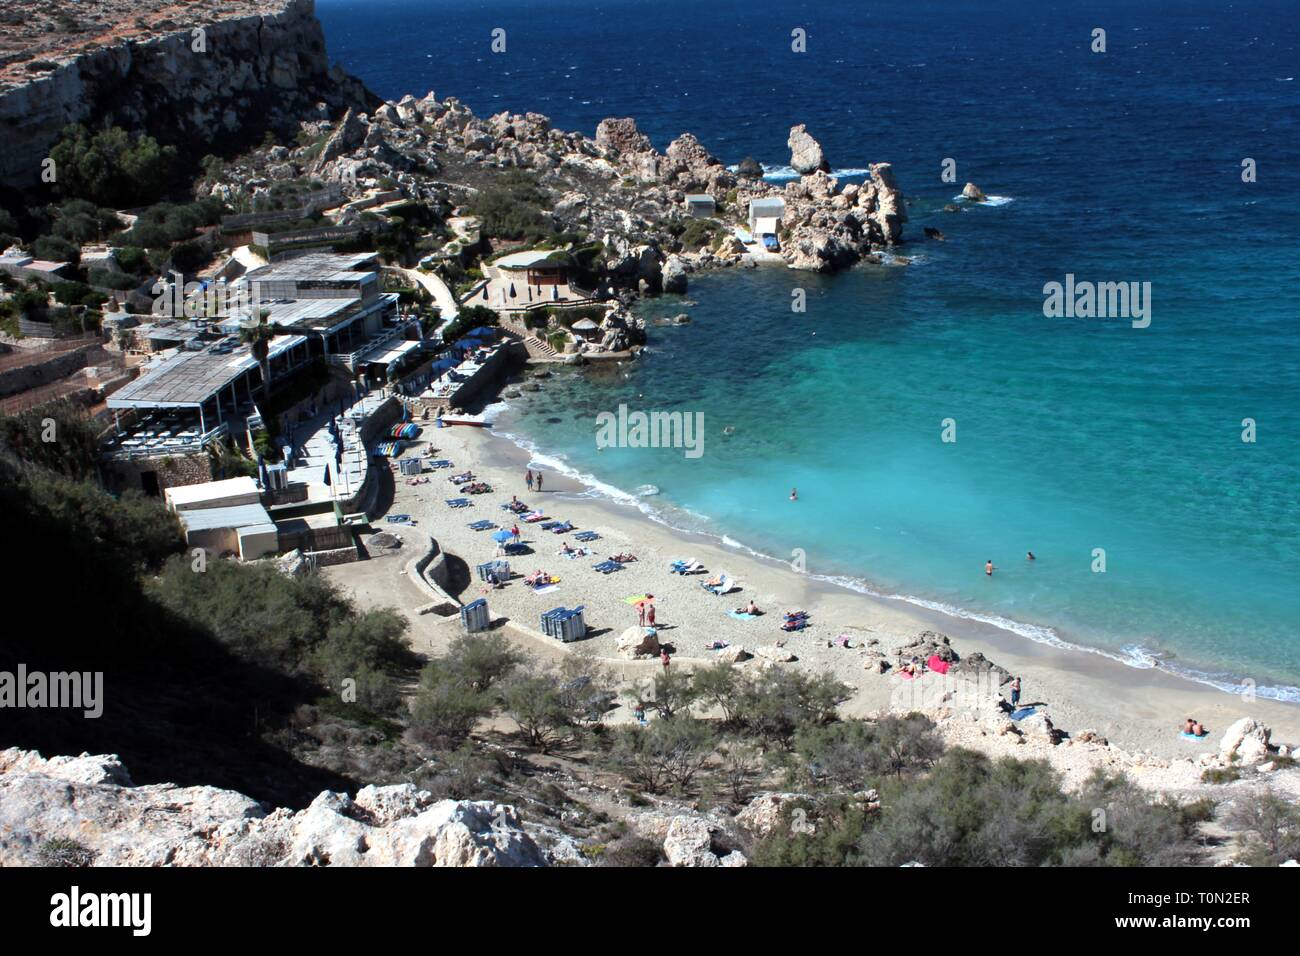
<box><xmin>493</xmin><ymin>260</ymin><xmax>1300</xmax><ymax>698</ymax></box>
<box><xmin>319</xmin><ymin>0</ymin><xmax>1300</xmax><ymax>695</ymax></box>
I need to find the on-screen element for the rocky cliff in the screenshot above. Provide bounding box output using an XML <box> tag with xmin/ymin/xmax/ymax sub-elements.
<box><xmin>0</xmin><ymin>0</ymin><xmax>374</xmax><ymax>190</ymax></box>
<box><xmin>0</xmin><ymin>748</ymin><xmax>549</xmax><ymax>866</ymax></box>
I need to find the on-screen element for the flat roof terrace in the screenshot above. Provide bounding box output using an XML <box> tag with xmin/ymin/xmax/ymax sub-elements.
<box><xmin>108</xmin><ymin>335</ymin><xmax>305</xmax><ymax>409</ymax></box>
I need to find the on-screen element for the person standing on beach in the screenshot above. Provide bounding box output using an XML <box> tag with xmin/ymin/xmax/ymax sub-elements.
<box><xmin>661</xmin><ymin>649</ymin><xmax>670</xmax><ymax>672</ymax></box>
<box><xmin>637</xmin><ymin>602</ymin><xmax>647</xmax><ymax>627</ymax></box>
<box><xmin>536</xmin><ymin>471</ymin><xmax>544</xmax><ymax>492</ymax></box>
<box><xmin>526</xmin><ymin>469</ymin><xmax>534</xmax><ymax>491</ymax></box>
<box><xmin>511</xmin><ymin>524</ymin><xmax>520</xmax><ymax>543</ymax></box>
<box><xmin>1010</xmin><ymin>676</ymin><xmax>1021</xmax><ymax>708</ymax></box>
<box><xmin>985</xmin><ymin>559</ymin><xmax>997</xmax><ymax>576</ymax></box>
<box><xmin>647</xmin><ymin>602</ymin><xmax>657</xmax><ymax>628</ymax></box>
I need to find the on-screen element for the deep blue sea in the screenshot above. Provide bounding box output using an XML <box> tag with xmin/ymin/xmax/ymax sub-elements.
<box><xmin>318</xmin><ymin>0</ymin><xmax>1300</xmax><ymax>696</ymax></box>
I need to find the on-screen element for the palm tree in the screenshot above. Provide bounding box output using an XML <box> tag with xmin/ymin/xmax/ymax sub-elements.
<box><xmin>240</xmin><ymin>308</ymin><xmax>275</xmax><ymax>394</ymax></box>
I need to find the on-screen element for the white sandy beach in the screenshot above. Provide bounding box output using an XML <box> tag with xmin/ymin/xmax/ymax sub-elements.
<box><xmin>327</xmin><ymin>416</ymin><xmax>1300</xmax><ymax>794</ymax></box>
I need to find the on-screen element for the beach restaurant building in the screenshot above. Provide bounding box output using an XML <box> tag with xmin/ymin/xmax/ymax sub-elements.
<box><xmin>494</xmin><ymin>249</ymin><xmax>570</xmax><ymax>286</ymax></box>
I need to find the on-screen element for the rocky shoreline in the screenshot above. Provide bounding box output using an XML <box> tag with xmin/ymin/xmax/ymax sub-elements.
<box><xmin>203</xmin><ymin>90</ymin><xmax>909</xmax><ymax>288</ymax></box>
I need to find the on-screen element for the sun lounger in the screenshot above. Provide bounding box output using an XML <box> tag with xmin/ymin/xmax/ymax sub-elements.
<box><xmin>592</xmin><ymin>560</ymin><xmax>623</xmax><ymax>574</ymax></box>
<box><xmin>539</xmin><ymin>521</ymin><xmax>561</xmax><ymax>530</ymax></box>
<box><xmin>427</xmin><ymin>459</ymin><xmax>453</xmax><ymax>469</ymax></box>
<box><xmin>385</xmin><ymin>514</ymin><xmax>413</xmax><ymax>524</ymax></box>
<box><xmin>468</xmin><ymin>519</ymin><xmax>497</xmax><ymax>531</ymax></box>
<box><xmin>669</xmin><ymin>558</ymin><xmax>703</xmax><ymax>575</ymax></box>
<box><xmin>701</xmin><ymin>573</ymin><xmax>735</xmax><ymax>596</ymax></box>
<box><xmin>446</xmin><ymin>498</ymin><xmax>472</xmax><ymax>508</ymax></box>
<box><xmin>550</xmin><ymin>521</ymin><xmax>575</xmax><ymax>534</ymax></box>
<box><xmin>523</xmin><ymin>512</ymin><xmax>547</xmax><ymax>523</ymax></box>
<box><xmin>573</xmin><ymin>531</ymin><xmax>600</xmax><ymax>543</ymax></box>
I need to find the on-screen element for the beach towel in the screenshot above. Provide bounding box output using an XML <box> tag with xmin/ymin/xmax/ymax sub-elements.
<box><xmin>1011</xmin><ymin>707</ymin><xmax>1037</xmax><ymax>721</ymax></box>
<box><xmin>1180</xmin><ymin>731</ymin><xmax>1210</xmax><ymax>741</ymax></box>
<box><xmin>926</xmin><ymin>654</ymin><xmax>950</xmax><ymax>675</ymax></box>
<box><xmin>531</xmin><ymin>584</ymin><xmax>559</xmax><ymax>595</ymax></box>
<box><xmin>897</xmin><ymin>670</ymin><xmax>916</xmax><ymax>681</ymax></box>
<box><xmin>728</xmin><ymin>610</ymin><xmax>758</xmax><ymax>620</ymax></box>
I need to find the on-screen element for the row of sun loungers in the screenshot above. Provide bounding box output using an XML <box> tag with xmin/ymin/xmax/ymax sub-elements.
<box><xmin>446</xmin><ymin>498</ymin><xmax>472</xmax><ymax>508</ymax></box>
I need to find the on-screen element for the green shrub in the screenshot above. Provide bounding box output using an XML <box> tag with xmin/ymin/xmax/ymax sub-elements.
<box><xmin>466</xmin><ymin>170</ymin><xmax>552</xmax><ymax>241</ymax></box>
<box><xmin>37</xmin><ymin>838</ymin><xmax>96</xmax><ymax>868</ymax></box>
<box><xmin>49</xmin><ymin>124</ymin><xmax>176</xmax><ymax>208</ymax></box>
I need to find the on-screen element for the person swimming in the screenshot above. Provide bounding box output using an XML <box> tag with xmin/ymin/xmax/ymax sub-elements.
<box><xmin>985</xmin><ymin>559</ymin><xmax>997</xmax><ymax>576</ymax></box>
<box><xmin>790</xmin><ymin>487</ymin><xmax>798</xmax><ymax>501</ymax></box>
<box><xmin>1026</xmin><ymin>551</ymin><xmax>1036</xmax><ymax>561</ymax></box>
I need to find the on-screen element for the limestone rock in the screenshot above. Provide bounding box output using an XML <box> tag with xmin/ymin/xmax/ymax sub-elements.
<box><xmin>735</xmin><ymin>792</ymin><xmax>804</xmax><ymax>838</ymax></box>
<box><xmin>617</xmin><ymin>627</ymin><xmax>660</xmax><ymax>659</ymax></box>
<box><xmin>662</xmin><ymin>816</ymin><xmax>728</xmax><ymax>867</ymax></box>
<box><xmin>788</xmin><ymin>124</ymin><xmax>830</xmax><ymax>175</ymax></box>
<box><xmin>661</xmin><ymin>254</ymin><xmax>689</xmax><ymax>294</ymax></box>
<box><xmin>1219</xmin><ymin>717</ymin><xmax>1271</xmax><ymax>765</ymax></box>
<box><xmin>595</xmin><ymin>117</ymin><xmax>652</xmax><ymax>156</ymax></box>
<box><xmin>0</xmin><ymin>749</ymin><xmax>546</xmax><ymax>867</ymax></box>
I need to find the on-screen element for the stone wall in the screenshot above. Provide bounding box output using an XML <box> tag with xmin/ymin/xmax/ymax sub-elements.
<box><xmin>0</xmin><ymin>343</ymin><xmax>100</xmax><ymax>398</ymax></box>
<box><xmin>103</xmin><ymin>450</ymin><xmax>213</xmax><ymax>497</ymax></box>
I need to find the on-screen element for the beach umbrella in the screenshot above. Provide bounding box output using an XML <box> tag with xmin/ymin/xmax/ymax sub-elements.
<box><xmin>551</xmin><ymin>285</ymin><xmax>558</xmax><ymax>300</ymax></box>
<box><xmin>509</xmin><ymin>282</ymin><xmax>517</xmax><ymax>298</ymax></box>
<box><xmin>322</xmin><ymin>463</ymin><xmax>332</xmax><ymax>487</ymax></box>
<box><xmin>492</xmin><ymin>529</ymin><xmax>513</xmax><ymax>543</ymax></box>
<box><xmin>257</xmin><ymin>454</ymin><xmax>269</xmax><ymax>489</ymax></box>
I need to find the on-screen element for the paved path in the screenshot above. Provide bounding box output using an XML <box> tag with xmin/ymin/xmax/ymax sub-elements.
<box><xmin>393</xmin><ymin>266</ymin><xmax>459</xmax><ymax>322</ymax></box>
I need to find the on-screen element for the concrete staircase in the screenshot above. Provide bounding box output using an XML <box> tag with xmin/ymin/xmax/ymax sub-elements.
<box><xmin>498</xmin><ymin>315</ymin><xmax>560</xmax><ymax>360</ymax></box>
